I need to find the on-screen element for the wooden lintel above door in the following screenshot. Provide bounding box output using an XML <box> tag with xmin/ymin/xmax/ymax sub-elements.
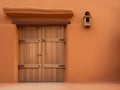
<box><xmin>12</xmin><ymin>19</ymin><xmax>71</xmax><ymax>26</ymax></box>
<box><xmin>3</xmin><ymin>8</ymin><xmax>73</xmax><ymax>19</ymax></box>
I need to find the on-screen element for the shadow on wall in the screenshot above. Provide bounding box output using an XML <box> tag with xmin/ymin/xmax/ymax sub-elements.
<box><xmin>107</xmin><ymin>9</ymin><xmax>120</xmax><ymax>83</ymax></box>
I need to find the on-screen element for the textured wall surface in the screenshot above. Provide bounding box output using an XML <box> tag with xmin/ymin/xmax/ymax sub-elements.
<box><xmin>0</xmin><ymin>24</ymin><xmax>18</xmax><ymax>83</ymax></box>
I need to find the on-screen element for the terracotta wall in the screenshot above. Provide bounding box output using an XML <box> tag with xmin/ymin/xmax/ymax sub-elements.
<box><xmin>0</xmin><ymin>0</ymin><xmax>120</xmax><ymax>82</ymax></box>
<box><xmin>0</xmin><ymin>24</ymin><xmax>18</xmax><ymax>83</ymax></box>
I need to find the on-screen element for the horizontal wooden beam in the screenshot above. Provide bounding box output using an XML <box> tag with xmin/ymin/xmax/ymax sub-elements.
<box><xmin>3</xmin><ymin>8</ymin><xmax>73</xmax><ymax>18</ymax></box>
<box><xmin>12</xmin><ymin>19</ymin><xmax>71</xmax><ymax>26</ymax></box>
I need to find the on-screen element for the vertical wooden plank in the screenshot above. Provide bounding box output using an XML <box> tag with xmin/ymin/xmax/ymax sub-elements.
<box><xmin>38</xmin><ymin>27</ymin><xmax>42</xmax><ymax>82</ymax></box>
<box><xmin>53</xmin><ymin>68</ymin><xmax>57</xmax><ymax>81</ymax></box>
<box><xmin>24</xmin><ymin>69</ymin><xmax>27</xmax><ymax>82</ymax></box>
<box><xmin>26</xmin><ymin>69</ymin><xmax>29</xmax><ymax>82</ymax></box>
<box><xmin>19</xmin><ymin>44</ymin><xmax>24</xmax><ymax>64</ymax></box>
<box><xmin>43</xmin><ymin>26</ymin><xmax>52</xmax><ymax>81</ymax></box>
<box><xmin>41</xmin><ymin>27</ymin><xmax>45</xmax><ymax>81</ymax></box>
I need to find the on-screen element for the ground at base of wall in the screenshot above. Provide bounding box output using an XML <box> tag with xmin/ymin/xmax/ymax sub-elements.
<box><xmin>0</xmin><ymin>83</ymin><xmax>120</xmax><ymax>90</ymax></box>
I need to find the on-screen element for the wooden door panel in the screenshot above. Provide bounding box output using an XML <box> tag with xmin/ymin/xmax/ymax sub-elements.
<box><xmin>42</xmin><ymin>26</ymin><xmax>64</xmax><ymax>39</ymax></box>
<box><xmin>56</xmin><ymin>69</ymin><xmax>65</xmax><ymax>82</ymax></box>
<box><xmin>19</xmin><ymin>27</ymin><xmax>41</xmax><ymax>82</ymax></box>
<box><xmin>42</xmin><ymin>26</ymin><xmax>65</xmax><ymax>82</ymax></box>
<box><xmin>43</xmin><ymin>68</ymin><xmax>64</xmax><ymax>82</ymax></box>
<box><xmin>18</xmin><ymin>69</ymin><xmax>41</xmax><ymax>82</ymax></box>
<box><xmin>56</xmin><ymin>43</ymin><xmax>64</xmax><ymax>64</ymax></box>
<box><xmin>19</xmin><ymin>43</ymin><xmax>38</xmax><ymax>64</ymax></box>
<box><xmin>43</xmin><ymin>68</ymin><xmax>57</xmax><ymax>82</ymax></box>
<box><xmin>44</xmin><ymin>42</ymin><xmax>57</xmax><ymax>64</ymax></box>
<box><xmin>42</xmin><ymin>42</ymin><xmax>65</xmax><ymax>82</ymax></box>
<box><xmin>19</xmin><ymin>27</ymin><xmax>38</xmax><ymax>40</ymax></box>
<box><xmin>43</xmin><ymin>42</ymin><xmax>64</xmax><ymax>64</ymax></box>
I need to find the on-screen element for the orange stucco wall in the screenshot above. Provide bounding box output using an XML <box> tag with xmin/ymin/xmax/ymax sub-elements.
<box><xmin>0</xmin><ymin>0</ymin><xmax>120</xmax><ymax>83</ymax></box>
<box><xmin>0</xmin><ymin>24</ymin><xmax>18</xmax><ymax>83</ymax></box>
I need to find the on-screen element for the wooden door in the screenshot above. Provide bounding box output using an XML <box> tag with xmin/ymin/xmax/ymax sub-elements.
<box><xmin>42</xmin><ymin>26</ymin><xmax>65</xmax><ymax>82</ymax></box>
<box><xmin>18</xmin><ymin>26</ymin><xmax>65</xmax><ymax>82</ymax></box>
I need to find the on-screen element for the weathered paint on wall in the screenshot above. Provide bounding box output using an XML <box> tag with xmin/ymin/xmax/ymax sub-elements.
<box><xmin>0</xmin><ymin>0</ymin><xmax>120</xmax><ymax>82</ymax></box>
